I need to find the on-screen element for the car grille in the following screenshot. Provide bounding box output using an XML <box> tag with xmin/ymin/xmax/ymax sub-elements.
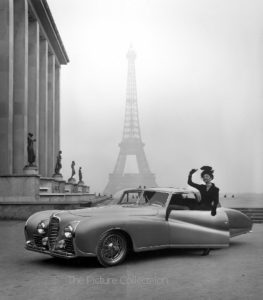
<box><xmin>48</xmin><ymin>217</ymin><xmax>60</xmax><ymax>249</ymax></box>
<box><xmin>33</xmin><ymin>234</ymin><xmax>43</xmax><ymax>248</ymax></box>
<box><xmin>65</xmin><ymin>239</ymin><xmax>75</xmax><ymax>254</ymax></box>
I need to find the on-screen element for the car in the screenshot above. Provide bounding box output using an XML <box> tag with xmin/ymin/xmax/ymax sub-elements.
<box><xmin>25</xmin><ymin>187</ymin><xmax>253</xmax><ymax>267</ymax></box>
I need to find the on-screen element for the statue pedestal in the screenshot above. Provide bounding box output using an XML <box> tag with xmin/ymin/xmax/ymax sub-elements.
<box><xmin>82</xmin><ymin>185</ymin><xmax>89</xmax><ymax>193</ymax></box>
<box><xmin>52</xmin><ymin>173</ymin><xmax>64</xmax><ymax>181</ymax></box>
<box><xmin>76</xmin><ymin>181</ymin><xmax>89</xmax><ymax>193</ymax></box>
<box><xmin>51</xmin><ymin>174</ymin><xmax>65</xmax><ymax>193</ymax></box>
<box><xmin>68</xmin><ymin>177</ymin><xmax>76</xmax><ymax>184</ymax></box>
<box><xmin>23</xmin><ymin>165</ymin><xmax>38</xmax><ymax>175</ymax></box>
<box><xmin>77</xmin><ymin>181</ymin><xmax>84</xmax><ymax>192</ymax></box>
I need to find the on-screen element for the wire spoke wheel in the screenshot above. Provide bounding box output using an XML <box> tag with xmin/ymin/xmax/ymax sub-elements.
<box><xmin>97</xmin><ymin>232</ymin><xmax>128</xmax><ymax>267</ymax></box>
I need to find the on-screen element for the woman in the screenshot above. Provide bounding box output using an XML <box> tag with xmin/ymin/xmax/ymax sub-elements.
<box><xmin>188</xmin><ymin>166</ymin><xmax>219</xmax><ymax>216</ymax></box>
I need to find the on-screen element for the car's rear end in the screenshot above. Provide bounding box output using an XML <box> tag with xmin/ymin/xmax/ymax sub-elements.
<box><xmin>222</xmin><ymin>208</ymin><xmax>253</xmax><ymax>237</ymax></box>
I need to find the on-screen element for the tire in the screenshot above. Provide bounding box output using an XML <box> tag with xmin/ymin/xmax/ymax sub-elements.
<box><xmin>96</xmin><ymin>231</ymin><xmax>128</xmax><ymax>267</ymax></box>
<box><xmin>201</xmin><ymin>248</ymin><xmax>210</xmax><ymax>256</ymax></box>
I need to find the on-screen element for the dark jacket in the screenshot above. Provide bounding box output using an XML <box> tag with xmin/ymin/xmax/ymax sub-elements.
<box><xmin>188</xmin><ymin>174</ymin><xmax>219</xmax><ymax>214</ymax></box>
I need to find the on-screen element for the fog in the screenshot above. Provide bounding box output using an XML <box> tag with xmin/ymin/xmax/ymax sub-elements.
<box><xmin>48</xmin><ymin>0</ymin><xmax>263</xmax><ymax>194</ymax></box>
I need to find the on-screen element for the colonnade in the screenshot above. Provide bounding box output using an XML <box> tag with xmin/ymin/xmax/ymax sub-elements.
<box><xmin>0</xmin><ymin>0</ymin><xmax>68</xmax><ymax>177</ymax></box>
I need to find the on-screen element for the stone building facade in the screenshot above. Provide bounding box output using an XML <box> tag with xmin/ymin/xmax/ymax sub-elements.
<box><xmin>0</xmin><ymin>0</ymin><xmax>69</xmax><ymax>177</ymax></box>
<box><xmin>0</xmin><ymin>1</ymin><xmax>97</xmax><ymax>219</ymax></box>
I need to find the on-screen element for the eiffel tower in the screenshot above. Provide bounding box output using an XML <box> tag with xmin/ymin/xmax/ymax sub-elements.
<box><xmin>104</xmin><ymin>47</ymin><xmax>157</xmax><ymax>195</ymax></box>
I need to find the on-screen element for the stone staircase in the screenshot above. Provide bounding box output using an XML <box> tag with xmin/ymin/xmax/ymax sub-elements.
<box><xmin>234</xmin><ymin>208</ymin><xmax>263</xmax><ymax>223</ymax></box>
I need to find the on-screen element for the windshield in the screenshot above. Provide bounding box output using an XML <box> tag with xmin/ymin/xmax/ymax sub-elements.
<box><xmin>117</xmin><ymin>190</ymin><xmax>169</xmax><ymax>207</ymax></box>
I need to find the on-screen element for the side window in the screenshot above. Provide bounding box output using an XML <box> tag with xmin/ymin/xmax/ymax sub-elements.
<box><xmin>140</xmin><ymin>191</ymin><xmax>168</xmax><ymax>207</ymax></box>
<box><xmin>182</xmin><ymin>193</ymin><xmax>196</xmax><ymax>200</ymax></box>
<box><xmin>169</xmin><ymin>194</ymin><xmax>189</xmax><ymax>210</ymax></box>
<box><xmin>169</xmin><ymin>193</ymin><xmax>198</xmax><ymax>210</ymax></box>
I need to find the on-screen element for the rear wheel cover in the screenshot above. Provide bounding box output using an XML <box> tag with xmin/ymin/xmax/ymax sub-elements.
<box><xmin>97</xmin><ymin>232</ymin><xmax>128</xmax><ymax>267</ymax></box>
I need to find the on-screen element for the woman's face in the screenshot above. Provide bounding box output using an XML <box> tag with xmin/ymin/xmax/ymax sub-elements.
<box><xmin>202</xmin><ymin>174</ymin><xmax>212</xmax><ymax>184</ymax></box>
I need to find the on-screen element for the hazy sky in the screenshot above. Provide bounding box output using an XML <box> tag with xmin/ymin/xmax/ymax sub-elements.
<box><xmin>48</xmin><ymin>0</ymin><xmax>263</xmax><ymax>194</ymax></box>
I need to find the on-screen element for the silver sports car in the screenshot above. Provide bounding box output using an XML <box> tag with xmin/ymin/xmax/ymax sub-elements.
<box><xmin>25</xmin><ymin>187</ymin><xmax>252</xmax><ymax>267</ymax></box>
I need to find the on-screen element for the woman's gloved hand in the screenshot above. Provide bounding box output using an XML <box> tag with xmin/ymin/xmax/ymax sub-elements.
<box><xmin>211</xmin><ymin>209</ymin><xmax>217</xmax><ymax>216</ymax></box>
<box><xmin>189</xmin><ymin>169</ymin><xmax>198</xmax><ymax>175</ymax></box>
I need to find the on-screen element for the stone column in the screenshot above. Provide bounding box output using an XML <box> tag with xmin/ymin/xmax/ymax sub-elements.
<box><xmin>47</xmin><ymin>53</ymin><xmax>55</xmax><ymax>176</ymax></box>
<box><xmin>54</xmin><ymin>65</ymin><xmax>60</xmax><ymax>158</ymax></box>
<box><xmin>13</xmin><ymin>0</ymin><xmax>28</xmax><ymax>174</ymax></box>
<box><xmin>39</xmin><ymin>38</ymin><xmax>48</xmax><ymax>177</ymax></box>
<box><xmin>0</xmin><ymin>0</ymin><xmax>13</xmax><ymax>175</ymax></box>
<box><xmin>28</xmin><ymin>20</ymin><xmax>39</xmax><ymax>167</ymax></box>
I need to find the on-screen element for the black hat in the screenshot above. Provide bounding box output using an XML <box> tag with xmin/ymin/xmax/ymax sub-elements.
<box><xmin>200</xmin><ymin>166</ymin><xmax>214</xmax><ymax>179</ymax></box>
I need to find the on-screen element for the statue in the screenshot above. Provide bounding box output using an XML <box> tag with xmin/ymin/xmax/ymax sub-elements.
<box><xmin>78</xmin><ymin>167</ymin><xmax>83</xmax><ymax>182</ymax></box>
<box><xmin>24</xmin><ymin>132</ymin><xmax>38</xmax><ymax>174</ymax></box>
<box><xmin>54</xmin><ymin>150</ymin><xmax>62</xmax><ymax>175</ymax></box>
<box><xmin>67</xmin><ymin>161</ymin><xmax>77</xmax><ymax>183</ymax></box>
<box><xmin>27</xmin><ymin>133</ymin><xmax>36</xmax><ymax>166</ymax></box>
<box><xmin>70</xmin><ymin>161</ymin><xmax>76</xmax><ymax>179</ymax></box>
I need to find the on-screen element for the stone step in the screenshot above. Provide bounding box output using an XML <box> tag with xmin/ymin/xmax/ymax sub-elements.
<box><xmin>239</xmin><ymin>210</ymin><xmax>263</xmax><ymax>213</ymax></box>
<box><xmin>242</xmin><ymin>213</ymin><xmax>263</xmax><ymax>216</ymax></box>
<box><xmin>237</xmin><ymin>208</ymin><xmax>263</xmax><ymax>211</ymax></box>
<box><xmin>242</xmin><ymin>216</ymin><xmax>263</xmax><ymax>218</ymax></box>
<box><xmin>240</xmin><ymin>211</ymin><xmax>263</xmax><ymax>214</ymax></box>
<box><xmin>242</xmin><ymin>209</ymin><xmax>263</xmax><ymax>212</ymax></box>
<box><xmin>232</xmin><ymin>208</ymin><xmax>263</xmax><ymax>223</ymax></box>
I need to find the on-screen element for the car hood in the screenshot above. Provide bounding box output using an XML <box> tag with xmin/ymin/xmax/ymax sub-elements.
<box><xmin>67</xmin><ymin>204</ymin><xmax>159</xmax><ymax>217</ymax></box>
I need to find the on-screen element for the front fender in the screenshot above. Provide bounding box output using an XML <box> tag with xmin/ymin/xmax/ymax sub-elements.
<box><xmin>74</xmin><ymin>214</ymin><xmax>169</xmax><ymax>255</ymax></box>
<box><xmin>74</xmin><ymin>217</ymin><xmax>127</xmax><ymax>255</ymax></box>
<box><xmin>25</xmin><ymin>210</ymin><xmax>60</xmax><ymax>240</ymax></box>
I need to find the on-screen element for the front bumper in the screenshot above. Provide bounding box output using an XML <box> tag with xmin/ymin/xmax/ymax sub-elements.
<box><xmin>25</xmin><ymin>240</ymin><xmax>76</xmax><ymax>259</ymax></box>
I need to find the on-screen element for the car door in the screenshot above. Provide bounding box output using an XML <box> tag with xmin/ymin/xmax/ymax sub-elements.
<box><xmin>127</xmin><ymin>191</ymin><xmax>170</xmax><ymax>250</ymax></box>
<box><xmin>167</xmin><ymin>193</ymin><xmax>229</xmax><ymax>247</ymax></box>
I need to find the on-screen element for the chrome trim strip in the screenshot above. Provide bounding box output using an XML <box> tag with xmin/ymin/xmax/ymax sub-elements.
<box><xmin>25</xmin><ymin>243</ymin><xmax>76</xmax><ymax>259</ymax></box>
<box><xmin>52</xmin><ymin>213</ymin><xmax>61</xmax><ymax>220</ymax></box>
<box><xmin>71</xmin><ymin>248</ymin><xmax>96</xmax><ymax>257</ymax></box>
<box><xmin>25</xmin><ymin>242</ymin><xmax>95</xmax><ymax>258</ymax></box>
<box><xmin>50</xmin><ymin>250</ymin><xmax>76</xmax><ymax>259</ymax></box>
<box><xmin>25</xmin><ymin>243</ymin><xmax>50</xmax><ymax>255</ymax></box>
<box><xmin>135</xmin><ymin>243</ymin><xmax>229</xmax><ymax>252</ymax></box>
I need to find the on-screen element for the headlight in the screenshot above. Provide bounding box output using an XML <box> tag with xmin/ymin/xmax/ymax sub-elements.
<box><xmin>64</xmin><ymin>225</ymin><xmax>74</xmax><ymax>239</ymax></box>
<box><xmin>42</xmin><ymin>237</ymin><xmax>48</xmax><ymax>246</ymax></box>
<box><xmin>57</xmin><ymin>239</ymin><xmax>66</xmax><ymax>249</ymax></box>
<box><xmin>37</xmin><ymin>221</ymin><xmax>48</xmax><ymax>235</ymax></box>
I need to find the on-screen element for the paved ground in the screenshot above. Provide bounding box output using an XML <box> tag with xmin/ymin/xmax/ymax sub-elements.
<box><xmin>0</xmin><ymin>221</ymin><xmax>262</xmax><ymax>300</ymax></box>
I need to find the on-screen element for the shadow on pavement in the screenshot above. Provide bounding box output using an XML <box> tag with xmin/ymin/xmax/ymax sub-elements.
<box><xmin>126</xmin><ymin>248</ymin><xmax>215</xmax><ymax>264</ymax></box>
<box><xmin>25</xmin><ymin>245</ymin><xmax>237</xmax><ymax>269</ymax></box>
<box><xmin>28</xmin><ymin>256</ymin><xmax>101</xmax><ymax>269</ymax></box>
<box><xmin>229</xmin><ymin>239</ymin><xmax>250</xmax><ymax>248</ymax></box>
<box><xmin>24</xmin><ymin>239</ymin><xmax>249</xmax><ymax>269</ymax></box>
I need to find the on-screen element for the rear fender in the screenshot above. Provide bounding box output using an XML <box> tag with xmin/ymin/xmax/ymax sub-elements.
<box><xmin>222</xmin><ymin>208</ymin><xmax>253</xmax><ymax>237</ymax></box>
